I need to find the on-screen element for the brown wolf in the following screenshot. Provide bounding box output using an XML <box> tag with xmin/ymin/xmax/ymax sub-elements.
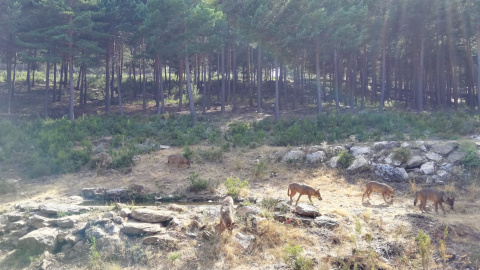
<box><xmin>167</xmin><ymin>154</ymin><xmax>190</xmax><ymax>168</ymax></box>
<box><xmin>414</xmin><ymin>189</ymin><xmax>455</xmax><ymax>215</ymax></box>
<box><xmin>218</xmin><ymin>196</ymin><xmax>235</xmax><ymax>234</ymax></box>
<box><xmin>287</xmin><ymin>183</ymin><xmax>322</xmax><ymax>206</ymax></box>
<box><xmin>362</xmin><ymin>181</ymin><xmax>395</xmax><ymax>203</ymax></box>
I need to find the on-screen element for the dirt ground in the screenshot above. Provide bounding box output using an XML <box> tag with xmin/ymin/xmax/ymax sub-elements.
<box><xmin>1</xmin><ymin>143</ymin><xmax>480</xmax><ymax>269</ymax></box>
<box><xmin>1</xmin><ymin>86</ymin><xmax>480</xmax><ymax>269</ymax></box>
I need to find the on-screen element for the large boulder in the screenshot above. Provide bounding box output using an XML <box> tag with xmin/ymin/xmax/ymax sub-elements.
<box><xmin>295</xmin><ymin>204</ymin><xmax>320</xmax><ymax>218</ymax></box>
<box><xmin>27</xmin><ymin>215</ymin><xmax>50</xmax><ymax>229</ymax></box>
<box><xmin>447</xmin><ymin>151</ymin><xmax>465</xmax><ymax>165</ymax></box>
<box><xmin>373</xmin><ymin>164</ymin><xmax>409</xmax><ymax>182</ymax></box>
<box><xmin>350</xmin><ymin>146</ymin><xmax>371</xmax><ymax>156</ymax></box>
<box><xmin>105</xmin><ymin>188</ymin><xmax>128</xmax><ymax>200</ymax></box>
<box><xmin>420</xmin><ymin>162</ymin><xmax>435</xmax><ymax>175</ymax></box>
<box><xmin>38</xmin><ymin>204</ymin><xmax>89</xmax><ymax>216</ymax></box>
<box><xmin>121</xmin><ymin>222</ymin><xmax>164</xmax><ymax>236</ymax></box>
<box><xmin>328</xmin><ymin>156</ymin><xmax>340</xmax><ymax>168</ymax></box>
<box><xmin>426</xmin><ymin>152</ymin><xmax>442</xmax><ymax>162</ymax></box>
<box><xmin>236</xmin><ymin>205</ymin><xmax>262</xmax><ymax>217</ymax></box>
<box><xmin>384</xmin><ymin>153</ymin><xmax>402</xmax><ymax>166</ymax></box>
<box><xmin>18</xmin><ymin>227</ymin><xmax>59</xmax><ymax>251</ymax></box>
<box><xmin>432</xmin><ymin>142</ymin><xmax>458</xmax><ymax>156</ymax></box>
<box><xmin>306</xmin><ymin>151</ymin><xmax>326</xmax><ymax>164</ymax></box>
<box><xmin>143</xmin><ymin>234</ymin><xmax>178</xmax><ymax>247</ymax></box>
<box><xmin>347</xmin><ymin>156</ymin><xmax>370</xmax><ymax>173</ymax></box>
<box><xmin>314</xmin><ymin>216</ymin><xmax>339</xmax><ymax>230</ymax></box>
<box><xmin>130</xmin><ymin>208</ymin><xmax>174</xmax><ymax>223</ymax></box>
<box><xmin>234</xmin><ymin>232</ymin><xmax>255</xmax><ymax>249</ymax></box>
<box><xmin>373</xmin><ymin>141</ymin><xmax>398</xmax><ymax>151</ymax></box>
<box><xmin>406</xmin><ymin>156</ymin><xmax>424</xmax><ymax>168</ymax></box>
<box><xmin>81</xmin><ymin>188</ymin><xmax>106</xmax><ymax>199</ymax></box>
<box><xmin>282</xmin><ymin>150</ymin><xmax>306</xmax><ymax>163</ymax></box>
<box><xmin>5</xmin><ymin>212</ymin><xmax>24</xmax><ymax>222</ymax></box>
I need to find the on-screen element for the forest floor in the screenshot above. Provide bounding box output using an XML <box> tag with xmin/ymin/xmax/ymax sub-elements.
<box><xmin>1</xmin><ymin>85</ymin><xmax>480</xmax><ymax>269</ymax></box>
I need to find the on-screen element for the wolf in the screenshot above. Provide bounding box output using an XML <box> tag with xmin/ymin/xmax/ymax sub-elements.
<box><xmin>362</xmin><ymin>181</ymin><xmax>395</xmax><ymax>203</ymax></box>
<box><xmin>218</xmin><ymin>196</ymin><xmax>235</xmax><ymax>234</ymax></box>
<box><xmin>287</xmin><ymin>183</ymin><xmax>322</xmax><ymax>206</ymax></box>
<box><xmin>414</xmin><ymin>189</ymin><xmax>455</xmax><ymax>215</ymax></box>
<box><xmin>167</xmin><ymin>154</ymin><xmax>191</xmax><ymax>168</ymax></box>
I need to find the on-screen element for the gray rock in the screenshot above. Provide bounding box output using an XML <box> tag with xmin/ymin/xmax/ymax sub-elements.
<box><xmin>432</xmin><ymin>142</ymin><xmax>458</xmax><ymax>156</ymax></box>
<box><xmin>290</xmin><ymin>216</ymin><xmax>315</xmax><ymax>226</ymax></box>
<box><xmin>130</xmin><ymin>208</ymin><xmax>174</xmax><ymax>223</ymax></box>
<box><xmin>121</xmin><ymin>222</ymin><xmax>164</xmax><ymax>236</ymax></box>
<box><xmin>373</xmin><ymin>164</ymin><xmax>409</xmax><ymax>182</ymax></box>
<box><xmin>119</xmin><ymin>208</ymin><xmax>131</xmax><ymax>218</ymax></box>
<box><xmin>437</xmin><ymin>170</ymin><xmax>449</xmax><ymax>180</ymax></box>
<box><xmin>327</xmin><ymin>146</ymin><xmax>346</xmax><ymax>157</ymax></box>
<box><xmin>8</xmin><ymin>220</ymin><xmax>26</xmax><ymax>231</ymax></box>
<box><xmin>167</xmin><ymin>204</ymin><xmax>187</xmax><ymax>213</ymax></box>
<box><xmin>81</xmin><ymin>188</ymin><xmax>106</xmax><ymax>199</ymax></box>
<box><xmin>328</xmin><ymin>156</ymin><xmax>339</xmax><ymax>168</ymax></box>
<box><xmin>350</xmin><ymin>146</ymin><xmax>371</xmax><ymax>156</ymax></box>
<box><xmin>105</xmin><ymin>188</ymin><xmax>128</xmax><ymax>200</ymax></box>
<box><xmin>143</xmin><ymin>234</ymin><xmax>178</xmax><ymax>246</ymax></box>
<box><xmin>420</xmin><ymin>162</ymin><xmax>435</xmax><ymax>175</ymax></box>
<box><xmin>384</xmin><ymin>153</ymin><xmax>402</xmax><ymax>166</ymax></box>
<box><xmin>236</xmin><ymin>205</ymin><xmax>262</xmax><ymax>217</ymax></box>
<box><xmin>96</xmin><ymin>234</ymin><xmax>123</xmax><ymax>254</ymax></box>
<box><xmin>85</xmin><ymin>226</ymin><xmax>107</xmax><ymax>240</ymax></box>
<box><xmin>447</xmin><ymin>151</ymin><xmax>465</xmax><ymax>165</ymax></box>
<box><xmin>51</xmin><ymin>217</ymin><xmax>76</xmax><ymax>228</ymax></box>
<box><xmin>27</xmin><ymin>219</ymin><xmax>45</xmax><ymax>231</ymax></box>
<box><xmin>5</xmin><ymin>212</ymin><xmax>24</xmax><ymax>222</ymax></box>
<box><xmin>406</xmin><ymin>156</ymin><xmax>424</xmax><ymax>168</ymax></box>
<box><xmin>113</xmin><ymin>216</ymin><xmax>123</xmax><ymax>225</ymax></box>
<box><xmin>426</xmin><ymin>152</ymin><xmax>442</xmax><ymax>162</ymax></box>
<box><xmin>347</xmin><ymin>156</ymin><xmax>370</xmax><ymax>173</ymax></box>
<box><xmin>295</xmin><ymin>204</ymin><xmax>320</xmax><ymax>218</ymax></box>
<box><xmin>305</xmin><ymin>151</ymin><xmax>326</xmax><ymax>164</ymax></box>
<box><xmin>282</xmin><ymin>150</ymin><xmax>306</xmax><ymax>163</ymax></box>
<box><xmin>314</xmin><ymin>216</ymin><xmax>339</xmax><ymax>230</ymax></box>
<box><xmin>18</xmin><ymin>227</ymin><xmax>59</xmax><ymax>251</ymax></box>
<box><xmin>373</xmin><ymin>141</ymin><xmax>398</xmax><ymax>150</ymax></box>
<box><xmin>234</xmin><ymin>232</ymin><xmax>255</xmax><ymax>249</ymax></box>
<box><xmin>38</xmin><ymin>204</ymin><xmax>89</xmax><ymax>216</ymax></box>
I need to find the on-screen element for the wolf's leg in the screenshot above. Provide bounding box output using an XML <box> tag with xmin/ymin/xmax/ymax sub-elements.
<box><xmin>439</xmin><ymin>202</ymin><xmax>446</xmax><ymax>215</ymax></box>
<box><xmin>295</xmin><ymin>194</ymin><xmax>302</xmax><ymax>206</ymax></box>
<box><xmin>308</xmin><ymin>195</ymin><xmax>313</xmax><ymax>205</ymax></box>
<box><xmin>289</xmin><ymin>190</ymin><xmax>296</xmax><ymax>205</ymax></box>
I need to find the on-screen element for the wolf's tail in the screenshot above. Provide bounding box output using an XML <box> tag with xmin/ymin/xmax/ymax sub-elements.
<box><xmin>413</xmin><ymin>192</ymin><xmax>418</xmax><ymax>206</ymax></box>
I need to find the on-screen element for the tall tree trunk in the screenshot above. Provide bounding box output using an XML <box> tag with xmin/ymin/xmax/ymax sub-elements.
<box><xmin>274</xmin><ymin>55</ymin><xmax>280</xmax><ymax>120</ymax></box>
<box><xmin>247</xmin><ymin>45</ymin><xmax>253</xmax><ymax>107</ymax></box>
<box><xmin>221</xmin><ymin>45</ymin><xmax>226</xmax><ymax>112</ymax></box>
<box><xmin>68</xmin><ymin>51</ymin><xmax>74</xmax><ymax>120</ymax></box>
<box><xmin>232</xmin><ymin>46</ymin><xmax>237</xmax><ymax>112</ymax></box>
<box><xmin>185</xmin><ymin>45</ymin><xmax>196</xmax><ymax>119</ymax></box>
<box><xmin>315</xmin><ymin>40</ymin><xmax>323</xmax><ymax>113</ymax></box>
<box><xmin>117</xmin><ymin>45</ymin><xmax>123</xmax><ymax>115</ymax></box>
<box><xmin>257</xmin><ymin>45</ymin><xmax>262</xmax><ymax>112</ymax></box>
<box><xmin>132</xmin><ymin>48</ymin><xmax>137</xmax><ymax>98</ymax></box>
<box><xmin>417</xmin><ymin>37</ymin><xmax>424</xmax><ymax>112</ymax></box>
<box><xmin>111</xmin><ymin>41</ymin><xmax>115</xmax><ymax>101</ymax></box>
<box><xmin>44</xmin><ymin>62</ymin><xmax>50</xmax><ymax>117</ymax></box>
<box><xmin>179</xmin><ymin>59</ymin><xmax>183</xmax><ymax>111</ymax></box>
<box><xmin>142</xmin><ymin>57</ymin><xmax>146</xmax><ymax>113</ymax></box>
<box><xmin>27</xmin><ymin>62</ymin><xmax>31</xmax><ymax>93</ymax></box>
<box><xmin>53</xmin><ymin>63</ymin><xmax>57</xmax><ymax>103</ymax></box>
<box><xmin>105</xmin><ymin>44</ymin><xmax>111</xmax><ymax>113</ymax></box>
<box><xmin>380</xmin><ymin>40</ymin><xmax>386</xmax><ymax>111</ymax></box>
<box><xmin>334</xmin><ymin>49</ymin><xmax>340</xmax><ymax>110</ymax></box>
<box><xmin>83</xmin><ymin>65</ymin><xmax>87</xmax><ymax>105</ymax></box>
<box><xmin>477</xmin><ymin>26</ymin><xmax>480</xmax><ymax>114</ymax></box>
<box><xmin>6</xmin><ymin>41</ymin><xmax>12</xmax><ymax>114</ymax></box>
<box><xmin>12</xmin><ymin>53</ymin><xmax>17</xmax><ymax>98</ymax></box>
<box><xmin>203</xmin><ymin>55</ymin><xmax>207</xmax><ymax>114</ymax></box>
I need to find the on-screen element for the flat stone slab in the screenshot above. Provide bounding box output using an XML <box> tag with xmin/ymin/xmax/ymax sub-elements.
<box><xmin>142</xmin><ymin>234</ymin><xmax>177</xmax><ymax>246</ymax></box>
<box><xmin>18</xmin><ymin>227</ymin><xmax>59</xmax><ymax>251</ymax></box>
<box><xmin>39</xmin><ymin>204</ymin><xmax>90</xmax><ymax>216</ymax></box>
<box><xmin>314</xmin><ymin>216</ymin><xmax>339</xmax><ymax>230</ymax></box>
<box><xmin>130</xmin><ymin>208</ymin><xmax>174</xmax><ymax>223</ymax></box>
<box><xmin>295</xmin><ymin>204</ymin><xmax>320</xmax><ymax>218</ymax></box>
<box><xmin>120</xmin><ymin>222</ymin><xmax>164</xmax><ymax>236</ymax></box>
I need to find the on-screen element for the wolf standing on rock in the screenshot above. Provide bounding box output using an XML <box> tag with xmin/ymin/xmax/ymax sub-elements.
<box><xmin>287</xmin><ymin>183</ymin><xmax>323</xmax><ymax>206</ymax></box>
<box><xmin>414</xmin><ymin>189</ymin><xmax>455</xmax><ymax>215</ymax></box>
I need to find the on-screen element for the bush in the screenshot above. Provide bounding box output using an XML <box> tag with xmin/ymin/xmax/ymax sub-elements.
<box><xmin>337</xmin><ymin>150</ymin><xmax>354</xmax><ymax>169</ymax></box>
<box><xmin>188</xmin><ymin>172</ymin><xmax>210</xmax><ymax>192</ymax></box>
<box><xmin>182</xmin><ymin>145</ymin><xmax>194</xmax><ymax>161</ymax></box>
<box><xmin>225</xmin><ymin>176</ymin><xmax>248</xmax><ymax>199</ymax></box>
<box><xmin>460</xmin><ymin>141</ymin><xmax>480</xmax><ymax>169</ymax></box>
<box><xmin>416</xmin><ymin>230</ymin><xmax>431</xmax><ymax>270</ymax></box>
<box><xmin>393</xmin><ymin>147</ymin><xmax>411</xmax><ymax>163</ymax></box>
<box><xmin>283</xmin><ymin>244</ymin><xmax>314</xmax><ymax>270</ymax></box>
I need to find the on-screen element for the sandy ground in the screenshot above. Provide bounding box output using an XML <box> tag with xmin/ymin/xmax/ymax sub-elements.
<box><xmin>1</xmin><ymin>144</ymin><xmax>480</xmax><ymax>269</ymax></box>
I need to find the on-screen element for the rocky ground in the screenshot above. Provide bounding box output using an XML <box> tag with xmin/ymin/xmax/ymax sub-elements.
<box><xmin>1</xmin><ymin>141</ymin><xmax>480</xmax><ymax>270</ymax></box>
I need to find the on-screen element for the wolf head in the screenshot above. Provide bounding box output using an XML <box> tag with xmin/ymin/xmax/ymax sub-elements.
<box><xmin>446</xmin><ymin>197</ymin><xmax>455</xmax><ymax>210</ymax></box>
<box><xmin>315</xmin><ymin>189</ymin><xmax>323</xmax><ymax>201</ymax></box>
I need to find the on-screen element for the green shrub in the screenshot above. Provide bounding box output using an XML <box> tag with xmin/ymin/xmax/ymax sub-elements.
<box><xmin>225</xmin><ymin>176</ymin><xmax>248</xmax><ymax>199</ymax></box>
<box><xmin>182</xmin><ymin>145</ymin><xmax>194</xmax><ymax>161</ymax></box>
<box><xmin>337</xmin><ymin>150</ymin><xmax>354</xmax><ymax>169</ymax></box>
<box><xmin>393</xmin><ymin>147</ymin><xmax>411</xmax><ymax>163</ymax></box>
<box><xmin>197</xmin><ymin>147</ymin><xmax>223</xmax><ymax>162</ymax></box>
<box><xmin>283</xmin><ymin>244</ymin><xmax>314</xmax><ymax>270</ymax></box>
<box><xmin>252</xmin><ymin>160</ymin><xmax>267</xmax><ymax>178</ymax></box>
<box><xmin>109</xmin><ymin>148</ymin><xmax>136</xmax><ymax>169</ymax></box>
<box><xmin>416</xmin><ymin>230</ymin><xmax>431</xmax><ymax>270</ymax></box>
<box><xmin>188</xmin><ymin>172</ymin><xmax>210</xmax><ymax>192</ymax></box>
<box><xmin>460</xmin><ymin>141</ymin><xmax>480</xmax><ymax>169</ymax></box>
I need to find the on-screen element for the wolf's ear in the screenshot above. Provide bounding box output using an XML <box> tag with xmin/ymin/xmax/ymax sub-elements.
<box><xmin>316</xmin><ymin>188</ymin><xmax>320</xmax><ymax>192</ymax></box>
